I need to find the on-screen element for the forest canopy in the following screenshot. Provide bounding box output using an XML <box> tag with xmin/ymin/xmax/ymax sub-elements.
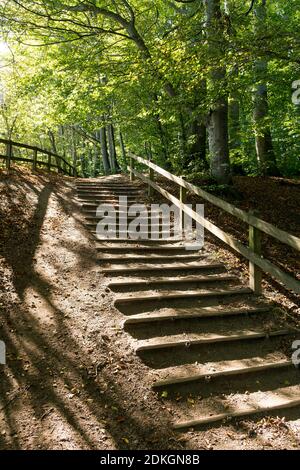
<box><xmin>0</xmin><ymin>0</ymin><xmax>300</xmax><ymax>181</ymax></box>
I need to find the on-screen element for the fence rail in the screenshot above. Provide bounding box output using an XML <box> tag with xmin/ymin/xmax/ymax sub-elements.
<box><xmin>0</xmin><ymin>138</ymin><xmax>76</xmax><ymax>177</ymax></box>
<box><xmin>128</xmin><ymin>152</ymin><xmax>300</xmax><ymax>295</ymax></box>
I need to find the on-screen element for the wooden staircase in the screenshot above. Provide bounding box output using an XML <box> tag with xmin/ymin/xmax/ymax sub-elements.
<box><xmin>77</xmin><ymin>176</ymin><xmax>300</xmax><ymax>431</ymax></box>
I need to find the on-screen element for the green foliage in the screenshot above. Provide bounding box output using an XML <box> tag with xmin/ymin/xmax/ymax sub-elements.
<box><xmin>0</xmin><ymin>0</ymin><xmax>299</xmax><ymax>177</ymax></box>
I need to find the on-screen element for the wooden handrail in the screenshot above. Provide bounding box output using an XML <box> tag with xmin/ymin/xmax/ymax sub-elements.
<box><xmin>128</xmin><ymin>152</ymin><xmax>300</xmax><ymax>295</ymax></box>
<box><xmin>129</xmin><ymin>152</ymin><xmax>300</xmax><ymax>252</ymax></box>
<box><xmin>0</xmin><ymin>138</ymin><xmax>76</xmax><ymax>176</ymax></box>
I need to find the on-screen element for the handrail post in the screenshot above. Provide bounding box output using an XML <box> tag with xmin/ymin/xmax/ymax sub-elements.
<box><xmin>180</xmin><ymin>185</ymin><xmax>187</xmax><ymax>230</ymax></box>
<box><xmin>130</xmin><ymin>155</ymin><xmax>135</xmax><ymax>181</ymax></box>
<box><xmin>33</xmin><ymin>149</ymin><xmax>37</xmax><ymax>171</ymax></box>
<box><xmin>6</xmin><ymin>142</ymin><xmax>12</xmax><ymax>170</ymax></box>
<box><xmin>249</xmin><ymin>210</ymin><xmax>262</xmax><ymax>294</ymax></box>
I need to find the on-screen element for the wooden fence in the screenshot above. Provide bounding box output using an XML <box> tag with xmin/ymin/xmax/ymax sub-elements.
<box><xmin>0</xmin><ymin>138</ymin><xmax>76</xmax><ymax>176</ymax></box>
<box><xmin>128</xmin><ymin>152</ymin><xmax>300</xmax><ymax>295</ymax></box>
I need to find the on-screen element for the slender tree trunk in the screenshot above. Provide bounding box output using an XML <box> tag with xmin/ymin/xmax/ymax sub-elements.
<box><xmin>80</xmin><ymin>140</ymin><xmax>87</xmax><ymax>177</ymax></box>
<box><xmin>48</xmin><ymin>129</ymin><xmax>63</xmax><ymax>173</ymax></box>
<box><xmin>71</xmin><ymin>126</ymin><xmax>78</xmax><ymax>176</ymax></box>
<box><xmin>204</xmin><ymin>0</ymin><xmax>231</xmax><ymax>184</ymax></box>
<box><xmin>119</xmin><ymin>129</ymin><xmax>127</xmax><ymax>166</ymax></box>
<box><xmin>107</xmin><ymin>123</ymin><xmax>120</xmax><ymax>173</ymax></box>
<box><xmin>99</xmin><ymin>125</ymin><xmax>110</xmax><ymax>174</ymax></box>
<box><xmin>94</xmin><ymin>131</ymin><xmax>101</xmax><ymax>176</ymax></box>
<box><xmin>58</xmin><ymin>125</ymin><xmax>66</xmax><ymax>158</ymax></box>
<box><xmin>253</xmin><ymin>0</ymin><xmax>280</xmax><ymax>176</ymax></box>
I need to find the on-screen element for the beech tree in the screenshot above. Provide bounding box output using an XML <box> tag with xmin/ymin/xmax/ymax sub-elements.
<box><xmin>0</xmin><ymin>0</ymin><xmax>299</xmax><ymax>178</ymax></box>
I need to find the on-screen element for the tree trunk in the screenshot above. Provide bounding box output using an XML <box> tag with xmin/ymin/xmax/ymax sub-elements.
<box><xmin>107</xmin><ymin>123</ymin><xmax>120</xmax><ymax>173</ymax></box>
<box><xmin>71</xmin><ymin>126</ymin><xmax>78</xmax><ymax>176</ymax></box>
<box><xmin>253</xmin><ymin>0</ymin><xmax>280</xmax><ymax>176</ymax></box>
<box><xmin>93</xmin><ymin>130</ymin><xmax>101</xmax><ymax>176</ymax></box>
<box><xmin>204</xmin><ymin>0</ymin><xmax>232</xmax><ymax>184</ymax></box>
<box><xmin>48</xmin><ymin>129</ymin><xmax>63</xmax><ymax>173</ymax></box>
<box><xmin>119</xmin><ymin>129</ymin><xmax>127</xmax><ymax>166</ymax></box>
<box><xmin>99</xmin><ymin>126</ymin><xmax>110</xmax><ymax>174</ymax></box>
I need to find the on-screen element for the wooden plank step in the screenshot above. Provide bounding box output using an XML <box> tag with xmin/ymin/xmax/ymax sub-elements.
<box><xmin>91</xmin><ymin>231</ymin><xmax>181</xmax><ymax>238</ymax></box>
<box><xmin>153</xmin><ymin>358</ymin><xmax>293</xmax><ymax>388</ymax></box>
<box><xmin>102</xmin><ymin>262</ymin><xmax>224</xmax><ymax>274</ymax></box>
<box><xmin>85</xmin><ymin>213</ymin><xmax>170</xmax><ymax>219</ymax></box>
<box><xmin>83</xmin><ymin>207</ymin><xmax>152</xmax><ymax>213</ymax></box>
<box><xmin>77</xmin><ymin>191</ymin><xmax>142</xmax><ymax>196</ymax></box>
<box><xmin>115</xmin><ymin>287</ymin><xmax>252</xmax><ymax>305</ymax></box>
<box><xmin>135</xmin><ymin>328</ymin><xmax>290</xmax><ymax>352</ymax></box>
<box><xmin>77</xmin><ymin>187</ymin><xmax>142</xmax><ymax>191</ymax></box>
<box><xmin>82</xmin><ymin>201</ymin><xmax>140</xmax><ymax>205</ymax></box>
<box><xmin>80</xmin><ymin>196</ymin><xmax>139</xmax><ymax>200</ymax></box>
<box><xmin>76</xmin><ymin>188</ymin><xmax>144</xmax><ymax>196</ymax></box>
<box><xmin>77</xmin><ymin>185</ymin><xmax>142</xmax><ymax>188</ymax></box>
<box><xmin>173</xmin><ymin>385</ymin><xmax>300</xmax><ymax>429</ymax></box>
<box><xmin>98</xmin><ymin>253</ymin><xmax>204</xmax><ymax>262</ymax></box>
<box><xmin>109</xmin><ymin>274</ymin><xmax>236</xmax><ymax>289</ymax></box>
<box><xmin>78</xmin><ymin>193</ymin><xmax>140</xmax><ymax>197</ymax></box>
<box><xmin>123</xmin><ymin>306</ymin><xmax>269</xmax><ymax>325</ymax></box>
<box><xmin>93</xmin><ymin>237</ymin><xmax>183</xmax><ymax>244</ymax></box>
<box><xmin>96</xmin><ymin>244</ymin><xmax>188</xmax><ymax>251</ymax></box>
<box><xmin>78</xmin><ymin>197</ymin><xmax>140</xmax><ymax>202</ymax></box>
<box><xmin>77</xmin><ymin>184</ymin><xmax>141</xmax><ymax>188</ymax></box>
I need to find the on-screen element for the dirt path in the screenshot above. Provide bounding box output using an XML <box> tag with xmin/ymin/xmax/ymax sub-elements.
<box><xmin>0</xmin><ymin>167</ymin><xmax>299</xmax><ymax>450</ymax></box>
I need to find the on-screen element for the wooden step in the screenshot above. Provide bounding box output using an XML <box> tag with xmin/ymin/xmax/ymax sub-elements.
<box><xmin>83</xmin><ymin>207</ymin><xmax>152</xmax><ymax>214</ymax></box>
<box><xmin>78</xmin><ymin>197</ymin><xmax>140</xmax><ymax>202</ymax></box>
<box><xmin>135</xmin><ymin>328</ymin><xmax>290</xmax><ymax>352</ymax></box>
<box><xmin>93</xmin><ymin>237</ymin><xmax>183</xmax><ymax>244</ymax></box>
<box><xmin>77</xmin><ymin>185</ymin><xmax>142</xmax><ymax>189</ymax></box>
<box><xmin>98</xmin><ymin>253</ymin><xmax>205</xmax><ymax>263</ymax></box>
<box><xmin>77</xmin><ymin>184</ymin><xmax>141</xmax><ymax>189</ymax></box>
<box><xmin>173</xmin><ymin>385</ymin><xmax>300</xmax><ymax>429</ymax></box>
<box><xmin>80</xmin><ymin>198</ymin><xmax>140</xmax><ymax>203</ymax></box>
<box><xmin>109</xmin><ymin>274</ymin><xmax>236</xmax><ymax>289</ymax></box>
<box><xmin>152</xmin><ymin>357</ymin><xmax>293</xmax><ymax>388</ymax></box>
<box><xmin>90</xmin><ymin>228</ymin><xmax>180</xmax><ymax>235</ymax></box>
<box><xmin>77</xmin><ymin>187</ymin><xmax>142</xmax><ymax>191</ymax></box>
<box><xmin>85</xmin><ymin>214</ymin><xmax>171</xmax><ymax>220</ymax></box>
<box><xmin>123</xmin><ymin>306</ymin><xmax>270</xmax><ymax>325</ymax></box>
<box><xmin>115</xmin><ymin>287</ymin><xmax>252</xmax><ymax>305</ymax></box>
<box><xmin>82</xmin><ymin>199</ymin><xmax>138</xmax><ymax>204</ymax></box>
<box><xmin>102</xmin><ymin>262</ymin><xmax>224</xmax><ymax>274</ymax></box>
<box><xmin>86</xmin><ymin>218</ymin><xmax>176</xmax><ymax>225</ymax></box>
<box><xmin>91</xmin><ymin>231</ymin><xmax>181</xmax><ymax>238</ymax></box>
<box><xmin>96</xmin><ymin>244</ymin><xmax>188</xmax><ymax>251</ymax></box>
<box><xmin>77</xmin><ymin>191</ymin><xmax>142</xmax><ymax>197</ymax></box>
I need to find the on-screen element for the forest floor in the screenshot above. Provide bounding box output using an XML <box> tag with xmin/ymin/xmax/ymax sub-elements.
<box><xmin>0</xmin><ymin>166</ymin><xmax>299</xmax><ymax>450</ymax></box>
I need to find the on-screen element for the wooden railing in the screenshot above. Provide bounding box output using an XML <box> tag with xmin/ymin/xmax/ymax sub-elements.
<box><xmin>0</xmin><ymin>138</ymin><xmax>76</xmax><ymax>176</ymax></box>
<box><xmin>128</xmin><ymin>152</ymin><xmax>300</xmax><ymax>295</ymax></box>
